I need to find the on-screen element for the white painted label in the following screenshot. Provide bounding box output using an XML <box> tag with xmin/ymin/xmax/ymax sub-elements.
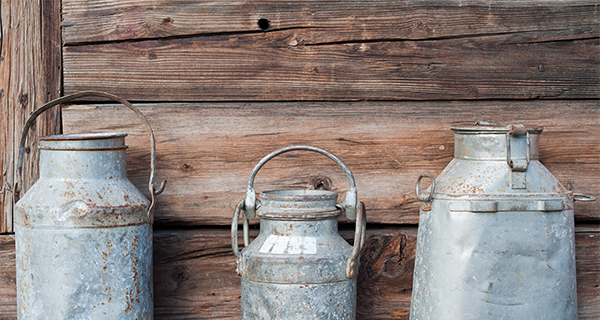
<box><xmin>271</xmin><ymin>236</ymin><xmax>291</xmax><ymax>254</ymax></box>
<box><xmin>259</xmin><ymin>235</ymin><xmax>278</xmax><ymax>253</ymax></box>
<box><xmin>258</xmin><ymin>235</ymin><xmax>317</xmax><ymax>254</ymax></box>
<box><xmin>287</xmin><ymin>237</ymin><xmax>303</xmax><ymax>254</ymax></box>
<box><xmin>302</xmin><ymin>237</ymin><xmax>317</xmax><ymax>254</ymax></box>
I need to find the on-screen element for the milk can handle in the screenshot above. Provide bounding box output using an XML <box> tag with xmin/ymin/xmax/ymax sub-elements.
<box><xmin>506</xmin><ymin>124</ymin><xmax>530</xmax><ymax>171</ymax></box>
<box><xmin>244</xmin><ymin>145</ymin><xmax>358</xmax><ymax>220</ymax></box>
<box><xmin>231</xmin><ymin>200</ymin><xmax>248</xmax><ymax>276</ymax></box>
<box><xmin>13</xmin><ymin>91</ymin><xmax>167</xmax><ymax>222</ymax></box>
<box><xmin>416</xmin><ymin>174</ymin><xmax>436</xmax><ymax>202</ymax></box>
<box><xmin>573</xmin><ymin>193</ymin><xmax>597</xmax><ymax>202</ymax></box>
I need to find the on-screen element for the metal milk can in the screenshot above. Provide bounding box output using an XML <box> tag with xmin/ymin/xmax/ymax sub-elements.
<box><xmin>13</xmin><ymin>91</ymin><xmax>166</xmax><ymax>319</ymax></box>
<box><xmin>410</xmin><ymin>122</ymin><xmax>596</xmax><ymax>320</ymax></box>
<box><xmin>231</xmin><ymin>145</ymin><xmax>366</xmax><ymax>319</ymax></box>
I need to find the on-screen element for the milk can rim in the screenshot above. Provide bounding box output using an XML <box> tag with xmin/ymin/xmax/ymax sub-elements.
<box><xmin>40</xmin><ymin>132</ymin><xmax>127</xmax><ymax>141</ymax></box>
<box><xmin>451</xmin><ymin>122</ymin><xmax>543</xmax><ymax>134</ymax></box>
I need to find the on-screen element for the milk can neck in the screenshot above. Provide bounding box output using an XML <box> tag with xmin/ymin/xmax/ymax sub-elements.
<box><xmin>257</xmin><ymin>189</ymin><xmax>341</xmax><ymax>219</ymax></box>
<box><xmin>259</xmin><ymin>217</ymin><xmax>340</xmax><ymax>238</ymax></box>
<box><xmin>38</xmin><ymin>133</ymin><xmax>128</xmax><ymax>180</ymax></box>
<box><xmin>451</xmin><ymin>123</ymin><xmax>541</xmax><ymax>161</ymax></box>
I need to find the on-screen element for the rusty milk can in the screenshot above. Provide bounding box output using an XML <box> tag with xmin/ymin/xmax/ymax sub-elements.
<box><xmin>231</xmin><ymin>145</ymin><xmax>366</xmax><ymax>319</ymax></box>
<box><xmin>410</xmin><ymin>122</ymin><xmax>596</xmax><ymax>320</ymax></box>
<box><xmin>13</xmin><ymin>91</ymin><xmax>166</xmax><ymax>319</ymax></box>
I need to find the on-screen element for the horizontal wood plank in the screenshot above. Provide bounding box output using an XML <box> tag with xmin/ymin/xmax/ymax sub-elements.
<box><xmin>1</xmin><ymin>226</ymin><xmax>599</xmax><ymax>319</ymax></box>
<box><xmin>62</xmin><ymin>32</ymin><xmax>599</xmax><ymax>101</ymax></box>
<box><xmin>56</xmin><ymin>100</ymin><xmax>600</xmax><ymax>227</ymax></box>
<box><xmin>62</xmin><ymin>0</ymin><xmax>599</xmax><ymax>45</ymax></box>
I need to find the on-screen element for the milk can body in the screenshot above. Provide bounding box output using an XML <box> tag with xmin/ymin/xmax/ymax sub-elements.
<box><xmin>13</xmin><ymin>92</ymin><xmax>165</xmax><ymax>320</ymax></box>
<box><xmin>232</xmin><ymin>146</ymin><xmax>366</xmax><ymax>320</ymax></box>
<box><xmin>409</xmin><ymin>123</ymin><xmax>589</xmax><ymax>320</ymax></box>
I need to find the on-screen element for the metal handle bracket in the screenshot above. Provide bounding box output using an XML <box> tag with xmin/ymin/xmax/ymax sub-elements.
<box><xmin>506</xmin><ymin>124</ymin><xmax>530</xmax><ymax>172</ymax></box>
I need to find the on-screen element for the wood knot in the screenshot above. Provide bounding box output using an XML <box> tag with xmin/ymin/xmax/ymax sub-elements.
<box><xmin>19</xmin><ymin>93</ymin><xmax>28</xmax><ymax>108</ymax></box>
<box><xmin>312</xmin><ymin>177</ymin><xmax>331</xmax><ymax>190</ymax></box>
<box><xmin>180</xmin><ymin>163</ymin><xmax>194</xmax><ymax>171</ymax></box>
<box><xmin>161</xmin><ymin>17</ymin><xmax>174</xmax><ymax>26</ymax></box>
<box><xmin>360</xmin><ymin>234</ymin><xmax>408</xmax><ymax>280</ymax></box>
<box><xmin>171</xmin><ymin>266</ymin><xmax>190</xmax><ymax>285</ymax></box>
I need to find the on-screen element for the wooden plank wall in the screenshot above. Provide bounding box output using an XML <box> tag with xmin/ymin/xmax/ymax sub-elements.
<box><xmin>0</xmin><ymin>0</ymin><xmax>62</xmax><ymax>233</ymax></box>
<box><xmin>1</xmin><ymin>0</ymin><xmax>598</xmax><ymax>319</ymax></box>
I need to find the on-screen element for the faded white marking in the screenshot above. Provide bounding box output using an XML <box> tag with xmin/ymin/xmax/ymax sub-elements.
<box><xmin>259</xmin><ymin>235</ymin><xmax>278</xmax><ymax>253</ymax></box>
<box><xmin>302</xmin><ymin>237</ymin><xmax>317</xmax><ymax>254</ymax></box>
<box><xmin>287</xmin><ymin>237</ymin><xmax>303</xmax><ymax>254</ymax></box>
<box><xmin>271</xmin><ymin>236</ymin><xmax>291</xmax><ymax>254</ymax></box>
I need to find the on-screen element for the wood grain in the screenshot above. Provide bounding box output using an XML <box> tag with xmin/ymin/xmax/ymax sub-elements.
<box><xmin>59</xmin><ymin>100</ymin><xmax>599</xmax><ymax>227</ymax></box>
<box><xmin>0</xmin><ymin>0</ymin><xmax>62</xmax><ymax>233</ymax></box>
<box><xmin>61</xmin><ymin>0</ymin><xmax>599</xmax><ymax>44</ymax></box>
<box><xmin>62</xmin><ymin>32</ymin><xmax>599</xmax><ymax>101</ymax></box>
<box><xmin>1</xmin><ymin>226</ymin><xmax>598</xmax><ymax>319</ymax></box>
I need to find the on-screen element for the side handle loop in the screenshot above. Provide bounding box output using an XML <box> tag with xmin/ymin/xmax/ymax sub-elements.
<box><xmin>416</xmin><ymin>174</ymin><xmax>436</xmax><ymax>202</ymax></box>
<box><xmin>13</xmin><ymin>91</ymin><xmax>166</xmax><ymax>223</ymax></box>
<box><xmin>231</xmin><ymin>200</ymin><xmax>248</xmax><ymax>276</ymax></box>
<box><xmin>573</xmin><ymin>193</ymin><xmax>597</xmax><ymax>202</ymax></box>
<box><xmin>346</xmin><ymin>201</ymin><xmax>366</xmax><ymax>278</ymax></box>
<box><xmin>244</xmin><ymin>145</ymin><xmax>358</xmax><ymax>220</ymax></box>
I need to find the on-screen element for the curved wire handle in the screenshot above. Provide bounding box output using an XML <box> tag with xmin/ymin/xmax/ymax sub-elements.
<box><xmin>13</xmin><ymin>91</ymin><xmax>167</xmax><ymax>222</ymax></box>
<box><xmin>244</xmin><ymin>145</ymin><xmax>358</xmax><ymax>220</ymax></box>
<box><xmin>231</xmin><ymin>200</ymin><xmax>248</xmax><ymax>276</ymax></box>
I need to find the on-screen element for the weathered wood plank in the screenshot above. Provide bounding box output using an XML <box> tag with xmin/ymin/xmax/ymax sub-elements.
<box><xmin>62</xmin><ymin>32</ymin><xmax>599</xmax><ymax>101</ymax></box>
<box><xmin>0</xmin><ymin>0</ymin><xmax>62</xmax><ymax>233</ymax></box>
<box><xmin>0</xmin><ymin>234</ymin><xmax>15</xmax><ymax>317</ymax></box>
<box><xmin>1</xmin><ymin>226</ymin><xmax>598</xmax><ymax>319</ymax></box>
<box><xmin>59</xmin><ymin>100</ymin><xmax>599</xmax><ymax>226</ymax></box>
<box><xmin>61</xmin><ymin>0</ymin><xmax>599</xmax><ymax>45</ymax></box>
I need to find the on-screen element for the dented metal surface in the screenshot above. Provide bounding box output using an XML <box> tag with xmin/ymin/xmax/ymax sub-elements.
<box><xmin>410</xmin><ymin>122</ymin><xmax>588</xmax><ymax>320</ymax></box>
<box><xmin>232</xmin><ymin>146</ymin><xmax>366</xmax><ymax>319</ymax></box>
<box><xmin>14</xmin><ymin>92</ymin><xmax>165</xmax><ymax>320</ymax></box>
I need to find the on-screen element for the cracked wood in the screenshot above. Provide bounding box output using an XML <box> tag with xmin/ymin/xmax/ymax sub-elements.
<box><xmin>61</xmin><ymin>0</ymin><xmax>598</xmax><ymax>45</ymax></box>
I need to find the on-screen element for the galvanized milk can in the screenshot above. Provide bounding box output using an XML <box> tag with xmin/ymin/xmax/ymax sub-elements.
<box><xmin>410</xmin><ymin>122</ymin><xmax>596</xmax><ymax>320</ymax></box>
<box><xmin>231</xmin><ymin>145</ymin><xmax>366</xmax><ymax>319</ymax></box>
<box><xmin>13</xmin><ymin>91</ymin><xmax>166</xmax><ymax>319</ymax></box>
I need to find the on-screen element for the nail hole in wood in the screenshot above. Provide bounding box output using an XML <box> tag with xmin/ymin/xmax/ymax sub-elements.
<box><xmin>258</xmin><ymin>18</ymin><xmax>270</xmax><ymax>30</ymax></box>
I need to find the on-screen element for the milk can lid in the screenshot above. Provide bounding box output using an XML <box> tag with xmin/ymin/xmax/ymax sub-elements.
<box><xmin>451</xmin><ymin>121</ymin><xmax>543</xmax><ymax>133</ymax></box>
